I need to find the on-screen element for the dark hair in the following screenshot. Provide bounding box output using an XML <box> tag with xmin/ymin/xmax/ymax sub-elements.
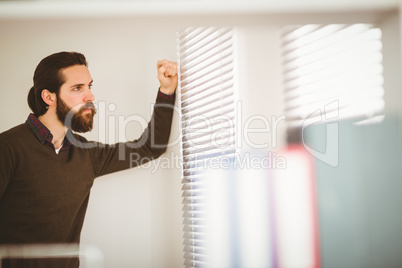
<box><xmin>27</xmin><ymin>51</ymin><xmax>88</xmax><ymax>116</ymax></box>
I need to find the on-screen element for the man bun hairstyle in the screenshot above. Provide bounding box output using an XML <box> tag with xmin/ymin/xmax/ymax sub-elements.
<box><xmin>27</xmin><ymin>51</ymin><xmax>88</xmax><ymax>116</ymax></box>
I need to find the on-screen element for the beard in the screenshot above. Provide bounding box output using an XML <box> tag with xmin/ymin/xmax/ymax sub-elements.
<box><xmin>56</xmin><ymin>96</ymin><xmax>97</xmax><ymax>133</ymax></box>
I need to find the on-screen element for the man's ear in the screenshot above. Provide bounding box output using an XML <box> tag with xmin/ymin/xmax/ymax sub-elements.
<box><xmin>41</xmin><ymin>89</ymin><xmax>57</xmax><ymax>107</ymax></box>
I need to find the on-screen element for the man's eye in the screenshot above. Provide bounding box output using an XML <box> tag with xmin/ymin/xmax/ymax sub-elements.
<box><xmin>89</xmin><ymin>84</ymin><xmax>93</xmax><ymax>89</ymax></box>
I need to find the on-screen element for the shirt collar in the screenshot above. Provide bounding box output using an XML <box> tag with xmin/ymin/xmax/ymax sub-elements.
<box><xmin>26</xmin><ymin>113</ymin><xmax>71</xmax><ymax>151</ymax></box>
<box><xmin>26</xmin><ymin>113</ymin><xmax>52</xmax><ymax>144</ymax></box>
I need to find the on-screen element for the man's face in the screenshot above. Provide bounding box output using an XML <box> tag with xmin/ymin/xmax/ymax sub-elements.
<box><xmin>56</xmin><ymin>65</ymin><xmax>97</xmax><ymax>133</ymax></box>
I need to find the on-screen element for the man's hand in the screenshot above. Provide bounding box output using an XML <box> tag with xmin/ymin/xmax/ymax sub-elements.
<box><xmin>157</xmin><ymin>59</ymin><xmax>178</xmax><ymax>95</ymax></box>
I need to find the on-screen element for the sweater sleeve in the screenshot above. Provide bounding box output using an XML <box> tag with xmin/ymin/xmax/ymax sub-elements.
<box><xmin>0</xmin><ymin>138</ymin><xmax>13</xmax><ymax>201</ymax></box>
<box><xmin>89</xmin><ymin>90</ymin><xmax>176</xmax><ymax>178</ymax></box>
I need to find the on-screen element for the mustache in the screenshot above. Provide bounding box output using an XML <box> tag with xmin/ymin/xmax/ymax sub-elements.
<box><xmin>78</xmin><ymin>102</ymin><xmax>97</xmax><ymax>113</ymax></box>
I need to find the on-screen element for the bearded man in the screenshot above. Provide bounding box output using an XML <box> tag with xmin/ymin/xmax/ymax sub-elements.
<box><xmin>0</xmin><ymin>51</ymin><xmax>177</xmax><ymax>267</ymax></box>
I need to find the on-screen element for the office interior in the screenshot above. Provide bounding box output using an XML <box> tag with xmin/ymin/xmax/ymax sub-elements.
<box><xmin>0</xmin><ymin>1</ymin><xmax>401</xmax><ymax>267</ymax></box>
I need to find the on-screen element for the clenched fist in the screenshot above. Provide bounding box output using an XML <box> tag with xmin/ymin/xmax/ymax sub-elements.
<box><xmin>157</xmin><ymin>59</ymin><xmax>178</xmax><ymax>95</ymax></box>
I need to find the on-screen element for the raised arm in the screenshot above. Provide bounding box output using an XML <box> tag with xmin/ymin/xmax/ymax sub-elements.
<box><xmin>88</xmin><ymin>60</ymin><xmax>178</xmax><ymax>177</ymax></box>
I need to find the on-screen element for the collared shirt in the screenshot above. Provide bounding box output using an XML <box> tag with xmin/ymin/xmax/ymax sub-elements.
<box><xmin>26</xmin><ymin>113</ymin><xmax>71</xmax><ymax>153</ymax></box>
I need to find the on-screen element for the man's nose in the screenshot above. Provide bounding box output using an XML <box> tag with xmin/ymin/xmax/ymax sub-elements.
<box><xmin>84</xmin><ymin>89</ymin><xmax>95</xmax><ymax>102</ymax></box>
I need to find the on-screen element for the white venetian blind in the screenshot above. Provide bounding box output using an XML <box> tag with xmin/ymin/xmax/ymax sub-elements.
<box><xmin>178</xmin><ymin>26</ymin><xmax>237</xmax><ymax>268</ymax></box>
<box><xmin>281</xmin><ymin>24</ymin><xmax>385</xmax><ymax>127</ymax></box>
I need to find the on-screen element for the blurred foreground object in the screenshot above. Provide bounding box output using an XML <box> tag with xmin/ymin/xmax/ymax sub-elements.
<box><xmin>304</xmin><ymin>114</ymin><xmax>402</xmax><ymax>268</ymax></box>
<box><xmin>0</xmin><ymin>244</ymin><xmax>103</xmax><ymax>268</ymax></box>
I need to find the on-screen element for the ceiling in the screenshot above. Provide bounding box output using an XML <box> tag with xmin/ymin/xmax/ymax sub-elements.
<box><xmin>0</xmin><ymin>0</ymin><xmax>399</xmax><ymax>19</ymax></box>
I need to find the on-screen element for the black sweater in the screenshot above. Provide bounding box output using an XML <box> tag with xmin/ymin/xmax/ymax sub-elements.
<box><xmin>0</xmin><ymin>92</ymin><xmax>175</xmax><ymax>267</ymax></box>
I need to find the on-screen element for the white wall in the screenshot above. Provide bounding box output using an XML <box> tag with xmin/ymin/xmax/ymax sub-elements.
<box><xmin>382</xmin><ymin>10</ymin><xmax>402</xmax><ymax>116</ymax></box>
<box><xmin>0</xmin><ymin>6</ymin><xmax>400</xmax><ymax>268</ymax></box>
<box><xmin>236</xmin><ymin>26</ymin><xmax>287</xmax><ymax>151</ymax></box>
